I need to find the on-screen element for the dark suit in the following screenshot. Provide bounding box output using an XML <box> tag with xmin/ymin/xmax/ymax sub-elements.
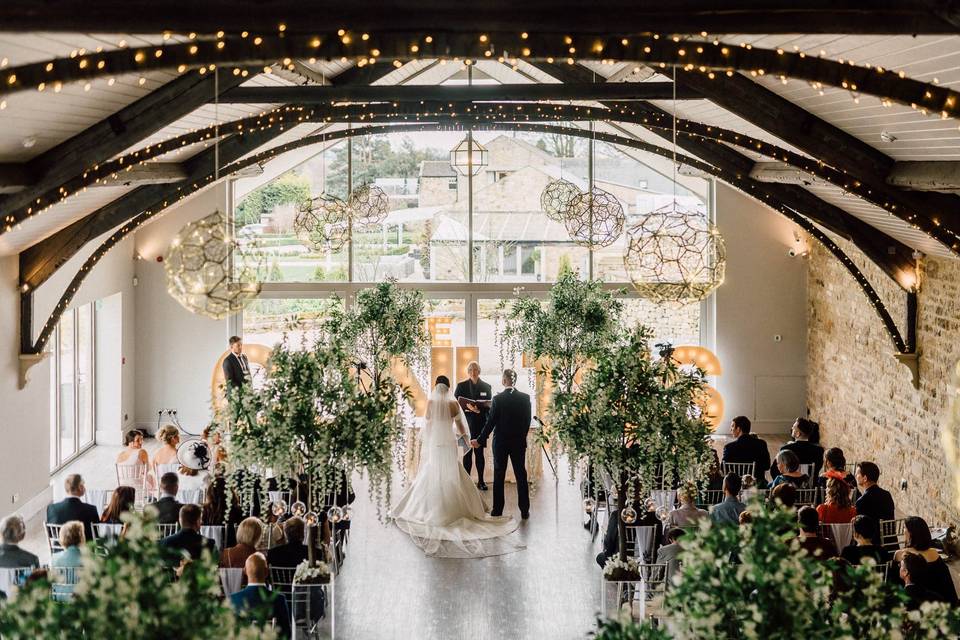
<box><xmin>904</xmin><ymin>583</ymin><xmax>942</xmax><ymax>610</ymax></box>
<box><xmin>855</xmin><ymin>485</ymin><xmax>895</xmax><ymax>523</ymax></box>
<box><xmin>477</xmin><ymin>387</ymin><xmax>531</xmax><ymax>516</ymax></box>
<box><xmin>159</xmin><ymin>528</ymin><xmax>216</xmax><ymax>561</ymax></box>
<box><xmin>266</xmin><ymin>542</ymin><xmax>309</xmax><ymax>569</ymax></box>
<box><xmin>0</xmin><ymin>544</ymin><xmax>39</xmax><ymax>569</ymax></box>
<box><xmin>722</xmin><ymin>435</ymin><xmax>771</xmax><ymax>484</ymax></box>
<box><xmin>46</xmin><ymin>496</ymin><xmax>99</xmax><ymax>542</ymax></box>
<box><xmin>770</xmin><ymin>440</ymin><xmax>825</xmax><ymax>478</ymax></box>
<box><xmin>147</xmin><ymin>495</ymin><xmax>183</xmax><ymax>525</ymax></box>
<box><xmin>454</xmin><ymin>378</ymin><xmax>493</xmax><ymax>483</ymax></box>
<box><xmin>230</xmin><ymin>584</ymin><xmax>292</xmax><ymax>638</ymax></box>
<box><xmin>222</xmin><ymin>352</ymin><xmax>250</xmax><ymax>388</ymax></box>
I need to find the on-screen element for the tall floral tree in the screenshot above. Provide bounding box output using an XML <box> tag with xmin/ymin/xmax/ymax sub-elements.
<box><xmin>553</xmin><ymin>326</ymin><xmax>713</xmax><ymax>564</ymax></box>
<box><xmin>496</xmin><ymin>268</ymin><xmax>623</xmax><ymax>395</ymax></box>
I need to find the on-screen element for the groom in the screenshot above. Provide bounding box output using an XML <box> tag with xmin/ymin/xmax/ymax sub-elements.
<box><xmin>471</xmin><ymin>369</ymin><xmax>532</xmax><ymax>519</ymax></box>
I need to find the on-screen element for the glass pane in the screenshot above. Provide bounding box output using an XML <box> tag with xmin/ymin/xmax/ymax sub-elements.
<box><xmin>621</xmin><ymin>298</ymin><xmax>701</xmax><ymax>347</ymax></box>
<box><xmin>234</xmin><ymin>141</ymin><xmax>349</xmax><ymax>283</ymax></box>
<box><xmin>49</xmin><ymin>329</ymin><xmax>58</xmax><ymax>471</ymax></box>
<box><xmin>472</xmin><ymin>127</ymin><xmax>590</xmax><ymax>282</ymax></box>
<box><xmin>77</xmin><ymin>305</ymin><xmax>94</xmax><ymax>448</ymax></box>
<box><xmin>424</xmin><ymin>299</ymin><xmax>466</xmax><ymax>348</ymax></box>
<box><xmin>351</xmin><ymin>131</ymin><xmax>468</xmax><ymax>282</ymax></box>
<box><xmin>476</xmin><ymin>298</ymin><xmax>536</xmax><ymax>415</ymax></box>
<box><xmin>242</xmin><ymin>298</ymin><xmax>344</xmax><ymax>350</ymax></box>
<box><xmin>58</xmin><ymin>311</ymin><xmax>76</xmax><ymax>463</ymax></box>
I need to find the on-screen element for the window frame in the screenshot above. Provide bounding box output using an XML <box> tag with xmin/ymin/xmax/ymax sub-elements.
<box><xmin>49</xmin><ymin>302</ymin><xmax>96</xmax><ymax>474</ymax></box>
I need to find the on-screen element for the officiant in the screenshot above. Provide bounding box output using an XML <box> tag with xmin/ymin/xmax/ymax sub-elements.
<box><xmin>455</xmin><ymin>361</ymin><xmax>492</xmax><ymax>490</ymax></box>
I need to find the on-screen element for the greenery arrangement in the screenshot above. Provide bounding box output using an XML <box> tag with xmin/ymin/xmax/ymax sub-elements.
<box><xmin>591</xmin><ymin>505</ymin><xmax>960</xmax><ymax>639</ymax></box>
<box><xmin>0</xmin><ymin>515</ymin><xmax>272</xmax><ymax>640</ymax></box>
<box><xmin>554</xmin><ymin>326</ymin><xmax>713</xmax><ymax>565</ymax></box>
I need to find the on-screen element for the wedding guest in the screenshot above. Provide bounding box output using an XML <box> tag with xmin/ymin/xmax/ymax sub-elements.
<box><xmin>116</xmin><ymin>429</ymin><xmax>149</xmax><ymax>466</ymax></box>
<box><xmin>768</xmin><ymin>450</ymin><xmax>809</xmax><ymax>489</ymax></box>
<box><xmin>454</xmin><ymin>361</ymin><xmax>492</xmax><ymax>490</ymax></box>
<box><xmin>51</xmin><ymin>521</ymin><xmax>85</xmax><ymax>568</ymax></box>
<box><xmin>840</xmin><ymin>515</ymin><xmax>889</xmax><ymax>565</ymax></box>
<box><xmin>596</xmin><ymin>499</ymin><xmax>662</xmax><ymax>567</ymax></box>
<box><xmin>230</xmin><ymin>553</ymin><xmax>291</xmax><ymax>638</ymax></box>
<box><xmin>266</xmin><ymin>517</ymin><xmax>309</xmax><ymax>568</ymax></box>
<box><xmin>665</xmin><ymin>486</ymin><xmax>708</xmax><ymax>528</ymax></box>
<box><xmin>900</xmin><ymin>553</ymin><xmax>942</xmax><ymax>610</ymax></box>
<box><xmin>705</xmin><ymin>450</ymin><xmax>724</xmax><ymax>491</ymax></box>
<box><xmin>100</xmin><ymin>486</ymin><xmax>137</xmax><ymax>524</ymax></box>
<box><xmin>797</xmin><ymin>506</ymin><xmax>836</xmax><ymax>560</ymax></box>
<box><xmin>739</xmin><ymin>474</ymin><xmax>759</xmax><ymax>503</ymax></box>
<box><xmin>721</xmin><ymin>416</ymin><xmax>771</xmax><ymax>485</ymax></box>
<box><xmin>770</xmin><ymin>418</ymin><xmax>824</xmax><ymax>479</ymax></box>
<box><xmin>46</xmin><ymin>474</ymin><xmax>99</xmax><ymax>541</ymax></box>
<box><xmin>738</xmin><ymin>510</ymin><xmax>753</xmax><ymax>526</ymax></box>
<box><xmin>151</xmin><ymin>425</ymin><xmax>180</xmax><ymax>492</ymax></box>
<box><xmin>0</xmin><ymin>515</ymin><xmax>39</xmax><ymax>568</ymax></box>
<box><xmin>160</xmin><ymin>504</ymin><xmax>216</xmax><ymax>562</ymax></box>
<box><xmin>221</xmin><ymin>517</ymin><xmax>263</xmax><ymax>578</ymax></box>
<box><xmin>710</xmin><ymin>473</ymin><xmax>746</xmax><ymax>525</ymax></box>
<box><xmin>817</xmin><ymin>477</ymin><xmax>856</xmax><ymax>524</ymax></box>
<box><xmin>816</xmin><ymin>448</ymin><xmax>857</xmax><ymax>493</ymax></box>
<box><xmin>768</xmin><ymin>483</ymin><xmax>798</xmax><ymax>511</ymax></box>
<box><xmin>223</xmin><ymin>335</ymin><xmax>252</xmax><ymax>389</ymax></box>
<box><xmin>202</xmin><ymin>424</ymin><xmax>227</xmax><ymax>464</ymax></box>
<box><xmin>893</xmin><ymin>517</ymin><xmax>959</xmax><ymax>605</ymax></box>
<box><xmin>854</xmin><ymin>462</ymin><xmax>895</xmax><ymax>523</ymax></box>
<box><xmin>656</xmin><ymin>527</ymin><xmax>686</xmax><ymax>587</ymax></box>
<box><xmin>147</xmin><ymin>473</ymin><xmax>184</xmax><ymax>525</ymax></box>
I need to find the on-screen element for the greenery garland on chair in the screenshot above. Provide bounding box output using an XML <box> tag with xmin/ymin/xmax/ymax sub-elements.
<box><xmin>553</xmin><ymin>326</ymin><xmax>713</xmax><ymax>569</ymax></box>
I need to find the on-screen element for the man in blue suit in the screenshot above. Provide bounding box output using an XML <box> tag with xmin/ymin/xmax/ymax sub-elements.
<box><xmin>230</xmin><ymin>552</ymin><xmax>292</xmax><ymax>638</ymax></box>
<box><xmin>46</xmin><ymin>474</ymin><xmax>99</xmax><ymax>542</ymax></box>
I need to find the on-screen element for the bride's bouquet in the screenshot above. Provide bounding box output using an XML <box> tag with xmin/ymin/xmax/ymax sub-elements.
<box><xmin>293</xmin><ymin>559</ymin><xmax>331</xmax><ymax>585</ymax></box>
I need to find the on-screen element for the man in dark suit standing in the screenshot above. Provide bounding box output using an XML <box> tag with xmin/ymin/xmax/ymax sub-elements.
<box><xmin>454</xmin><ymin>361</ymin><xmax>492</xmax><ymax>490</ymax></box>
<box><xmin>159</xmin><ymin>504</ymin><xmax>216</xmax><ymax>562</ymax></box>
<box><xmin>266</xmin><ymin>517</ymin><xmax>310</xmax><ymax>568</ymax></box>
<box><xmin>721</xmin><ymin>416</ymin><xmax>771</xmax><ymax>486</ymax></box>
<box><xmin>46</xmin><ymin>474</ymin><xmax>99</xmax><ymax>541</ymax></box>
<box><xmin>472</xmin><ymin>369</ymin><xmax>532</xmax><ymax>519</ymax></box>
<box><xmin>854</xmin><ymin>461</ymin><xmax>896</xmax><ymax>522</ymax></box>
<box><xmin>147</xmin><ymin>472</ymin><xmax>183</xmax><ymax>525</ymax></box>
<box><xmin>222</xmin><ymin>335</ymin><xmax>251</xmax><ymax>389</ymax></box>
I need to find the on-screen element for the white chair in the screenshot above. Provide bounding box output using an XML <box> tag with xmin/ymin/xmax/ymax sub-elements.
<box><xmin>0</xmin><ymin>567</ymin><xmax>34</xmax><ymax>595</ymax></box>
<box><xmin>600</xmin><ymin>563</ymin><xmax>668</xmax><ymax>623</ymax></box>
<box><xmin>649</xmin><ymin>490</ymin><xmax>677</xmax><ymax>512</ymax></box>
<box><xmin>44</xmin><ymin>523</ymin><xmax>65</xmax><ymax>554</ymax></box>
<box><xmin>154</xmin><ymin>463</ymin><xmax>181</xmax><ymax>498</ymax></box>
<box><xmin>155</xmin><ymin>523</ymin><xmax>178</xmax><ymax>538</ymax></box>
<box><xmin>83</xmin><ymin>489</ymin><xmax>113</xmax><ymax>513</ymax></box>
<box><xmin>116</xmin><ymin>463</ymin><xmax>149</xmax><ymax>507</ymax></box>
<box><xmin>271</xmin><ymin>566</ymin><xmax>327</xmax><ymax>634</ymax></box>
<box><xmin>177</xmin><ymin>488</ymin><xmax>205</xmax><ymax>505</ymax></box>
<box><xmin>201</xmin><ymin>525</ymin><xmax>226</xmax><ymax>550</ymax></box>
<box><xmin>799</xmin><ymin>463</ymin><xmax>817</xmax><ymax>486</ymax></box>
<box><xmin>722</xmin><ymin>462</ymin><xmax>755</xmax><ymax>478</ymax></box>
<box><xmin>821</xmin><ymin>522</ymin><xmax>855</xmax><ymax>554</ymax></box>
<box><xmin>696</xmin><ymin>489</ymin><xmax>724</xmax><ymax>509</ymax></box>
<box><xmin>880</xmin><ymin>518</ymin><xmax>907</xmax><ymax>550</ymax></box>
<box><xmin>50</xmin><ymin>566</ymin><xmax>80</xmax><ymax>602</ymax></box>
<box><xmin>92</xmin><ymin>523</ymin><xmax>124</xmax><ymax>544</ymax></box>
<box><xmin>624</xmin><ymin>525</ymin><xmax>660</xmax><ymax>562</ymax></box>
<box><xmin>795</xmin><ymin>488</ymin><xmax>820</xmax><ymax>506</ymax></box>
<box><xmin>219</xmin><ymin>568</ymin><xmax>244</xmax><ymax>596</ymax></box>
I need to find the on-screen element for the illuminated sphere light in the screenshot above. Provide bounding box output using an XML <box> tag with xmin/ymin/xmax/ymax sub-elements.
<box><xmin>304</xmin><ymin>511</ymin><xmax>320</xmax><ymax>527</ymax></box>
<box><xmin>342</xmin><ymin>505</ymin><xmax>353</xmax><ymax>521</ymax></box>
<box><xmin>294</xmin><ymin>193</ymin><xmax>350</xmax><ymax>251</ymax></box>
<box><xmin>271</xmin><ymin>500</ymin><xmax>288</xmax><ymax>517</ymax></box>
<box><xmin>539</xmin><ymin>178</ymin><xmax>581</xmax><ymax>222</ymax></box>
<box><xmin>623</xmin><ymin>201</ymin><xmax>726</xmax><ymax>304</ymax></box>
<box><xmin>327</xmin><ymin>506</ymin><xmax>343</xmax><ymax>523</ymax></box>
<box><xmin>582</xmin><ymin>497</ymin><xmax>597</xmax><ymax>514</ymax></box>
<box><xmin>349</xmin><ymin>183</ymin><xmax>390</xmax><ymax>226</ymax></box>
<box><xmin>620</xmin><ymin>506</ymin><xmax>638</xmax><ymax>524</ymax></box>
<box><xmin>164</xmin><ymin>210</ymin><xmax>262</xmax><ymax>320</ymax></box>
<box><xmin>291</xmin><ymin>501</ymin><xmax>307</xmax><ymax>517</ymax></box>
<box><xmin>562</xmin><ymin>187</ymin><xmax>625</xmax><ymax>248</ymax></box>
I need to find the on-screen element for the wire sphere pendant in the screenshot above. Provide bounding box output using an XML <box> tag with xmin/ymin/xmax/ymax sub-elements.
<box><xmin>563</xmin><ymin>187</ymin><xmax>625</xmax><ymax>248</ymax></box>
<box><xmin>349</xmin><ymin>183</ymin><xmax>390</xmax><ymax>226</ymax></box>
<box><xmin>623</xmin><ymin>201</ymin><xmax>726</xmax><ymax>304</ymax></box>
<box><xmin>294</xmin><ymin>193</ymin><xmax>350</xmax><ymax>251</ymax></box>
<box><xmin>164</xmin><ymin>210</ymin><xmax>263</xmax><ymax>319</ymax></box>
<box><xmin>540</xmin><ymin>178</ymin><xmax>581</xmax><ymax>222</ymax></box>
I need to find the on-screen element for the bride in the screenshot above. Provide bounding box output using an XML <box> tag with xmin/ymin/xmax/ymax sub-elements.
<box><xmin>392</xmin><ymin>376</ymin><xmax>522</xmax><ymax>558</ymax></box>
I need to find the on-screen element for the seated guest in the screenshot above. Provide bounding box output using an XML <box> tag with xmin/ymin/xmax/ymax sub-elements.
<box><xmin>656</xmin><ymin>527</ymin><xmax>686</xmax><ymax>587</ymax></box>
<box><xmin>100</xmin><ymin>486</ymin><xmax>137</xmax><ymax>524</ymax></box>
<box><xmin>160</xmin><ymin>504</ymin><xmax>216</xmax><ymax>562</ymax></box>
<box><xmin>768</xmin><ymin>483</ymin><xmax>798</xmax><ymax>511</ymax></box>
<box><xmin>230</xmin><ymin>552</ymin><xmax>291</xmax><ymax>639</ymax></box>
<box><xmin>721</xmin><ymin>416</ymin><xmax>770</xmax><ymax>485</ymax></box>
<box><xmin>705</xmin><ymin>449</ymin><xmax>724</xmax><ymax>491</ymax></box>
<box><xmin>900</xmin><ymin>553</ymin><xmax>941</xmax><ymax>610</ymax></box>
<box><xmin>595</xmin><ymin>501</ymin><xmax>662</xmax><ymax>568</ymax></box>
<box><xmin>710</xmin><ymin>473</ymin><xmax>746</xmax><ymax>525</ymax></box>
<box><xmin>51</xmin><ymin>521</ymin><xmax>85</xmax><ymax>568</ymax></box>
<box><xmin>257</xmin><ymin>502</ymin><xmax>286</xmax><ymax>552</ymax></box>
<box><xmin>267</xmin><ymin>517</ymin><xmax>310</xmax><ymax>568</ymax></box>
<box><xmin>202</xmin><ymin>423</ymin><xmax>227</xmax><ymax>464</ymax></box>
<box><xmin>769</xmin><ymin>450</ymin><xmax>809</xmax><ymax>489</ymax></box>
<box><xmin>152</xmin><ymin>424</ymin><xmax>181</xmax><ymax>468</ymax></box>
<box><xmin>770</xmin><ymin>418</ymin><xmax>824</xmax><ymax>479</ymax></box>
<box><xmin>796</xmin><ymin>506</ymin><xmax>836</xmax><ymax>560</ymax></box>
<box><xmin>841</xmin><ymin>515</ymin><xmax>890</xmax><ymax>565</ymax></box>
<box><xmin>147</xmin><ymin>473</ymin><xmax>183</xmax><ymax>525</ymax></box>
<box><xmin>665</xmin><ymin>486</ymin><xmax>708</xmax><ymax>528</ymax></box>
<box><xmin>46</xmin><ymin>474</ymin><xmax>99</xmax><ymax>542</ymax></box>
<box><xmin>817</xmin><ymin>477</ymin><xmax>857</xmax><ymax>524</ymax></box>
<box><xmin>854</xmin><ymin>462</ymin><xmax>895</xmax><ymax>523</ymax></box>
<box><xmin>893</xmin><ymin>517</ymin><xmax>959</xmax><ymax>605</ymax></box>
<box><xmin>739</xmin><ymin>475</ymin><xmax>759</xmax><ymax>503</ymax></box>
<box><xmin>0</xmin><ymin>514</ymin><xmax>40</xmax><ymax>568</ymax></box>
<box><xmin>221</xmin><ymin>517</ymin><xmax>263</xmax><ymax>575</ymax></box>
<box><xmin>116</xmin><ymin>429</ymin><xmax>149</xmax><ymax>466</ymax></box>
<box><xmin>816</xmin><ymin>447</ymin><xmax>857</xmax><ymax>493</ymax></box>
<box><xmin>203</xmin><ymin>475</ymin><xmax>244</xmax><ymax>546</ymax></box>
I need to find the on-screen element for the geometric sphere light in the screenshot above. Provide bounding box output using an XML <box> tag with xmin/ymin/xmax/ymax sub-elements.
<box><xmin>348</xmin><ymin>183</ymin><xmax>390</xmax><ymax>226</ymax></box>
<box><xmin>164</xmin><ymin>210</ymin><xmax>263</xmax><ymax>319</ymax></box>
<box><xmin>449</xmin><ymin>136</ymin><xmax>488</xmax><ymax>176</ymax></box>
<box><xmin>623</xmin><ymin>201</ymin><xmax>726</xmax><ymax>304</ymax></box>
<box><xmin>294</xmin><ymin>193</ymin><xmax>350</xmax><ymax>252</ymax></box>
<box><xmin>540</xmin><ymin>178</ymin><xmax>581</xmax><ymax>223</ymax></box>
<box><xmin>562</xmin><ymin>187</ymin><xmax>625</xmax><ymax>248</ymax></box>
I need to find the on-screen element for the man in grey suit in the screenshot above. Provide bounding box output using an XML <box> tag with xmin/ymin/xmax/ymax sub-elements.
<box><xmin>0</xmin><ymin>515</ymin><xmax>39</xmax><ymax>568</ymax></box>
<box><xmin>46</xmin><ymin>474</ymin><xmax>99</xmax><ymax>542</ymax></box>
<box><xmin>472</xmin><ymin>369</ymin><xmax>532</xmax><ymax>519</ymax></box>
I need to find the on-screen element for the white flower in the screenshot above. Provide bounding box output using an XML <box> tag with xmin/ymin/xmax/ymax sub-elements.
<box><xmin>293</xmin><ymin>560</ymin><xmax>331</xmax><ymax>583</ymax></box>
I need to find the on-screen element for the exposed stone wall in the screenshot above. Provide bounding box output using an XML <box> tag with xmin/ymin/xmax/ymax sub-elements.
<box><xmin>807</xmin><ymin>238</ymin><xmax>960</xmax><ymax>525</ymax></box>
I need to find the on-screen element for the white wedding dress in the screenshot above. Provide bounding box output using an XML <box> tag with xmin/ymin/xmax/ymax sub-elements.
<box><xmin>391</xmin><ymin>383</ymin><xmax>523</xmax><ymax>558</ymax></box>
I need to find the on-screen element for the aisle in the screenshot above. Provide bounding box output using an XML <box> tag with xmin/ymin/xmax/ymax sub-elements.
<box><xmin>334</xmin><ymin>456</ymin><xmax>599</xmax><ymax>640</ymax></box>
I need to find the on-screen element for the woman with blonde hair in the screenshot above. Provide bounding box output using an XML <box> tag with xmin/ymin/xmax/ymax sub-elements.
<box><xmin>52</xmin><ymin>521</ymin><xmax>85</xmax><ymax>569</ymax></box>
<box><xmin>152</xmin><ymin>425</ymin><xmax>180</xmax><ymax>466</ymax></box>
<box><xmin>221</xmin><ymin>517</ymin><xmax>263</xmax><ymax>577</ymax></box>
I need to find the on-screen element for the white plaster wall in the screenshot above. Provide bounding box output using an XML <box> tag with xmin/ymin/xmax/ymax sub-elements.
<box><xmin>714</xmin><ymin>183</ymin><xmax>808</xmax><ymax>435</ymax></box>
